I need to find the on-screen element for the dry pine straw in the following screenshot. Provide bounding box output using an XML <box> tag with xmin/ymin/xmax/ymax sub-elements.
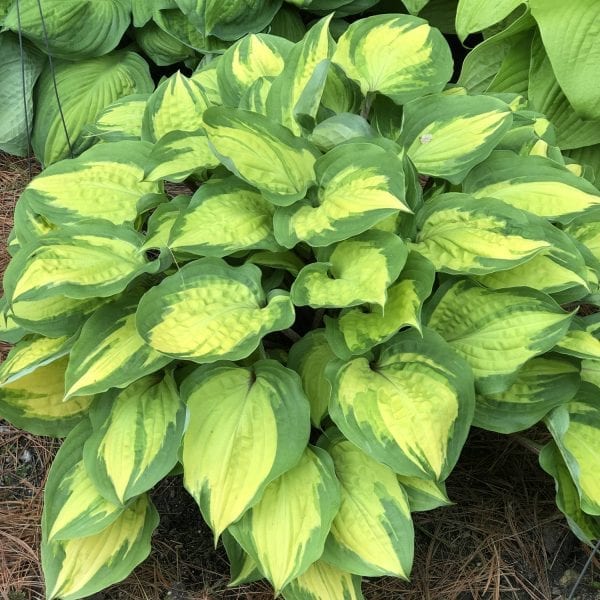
<box><xmin>0</xmin><ymin>152</ymin><xmax>597</xmax><ymax>600</ymax></box>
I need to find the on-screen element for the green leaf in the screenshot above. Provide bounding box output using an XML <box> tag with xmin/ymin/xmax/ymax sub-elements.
<box><xmin>325</xmin><ymin>251</ymin><xmax>435</xmax><ymax>359</ymax></box>
<box><xmin>142</xmin><ymin>71</ymin><xmax>210</xmax><ymax>143</ymax></box>
<box><xmin>134</xmin><ymin>20</ymin><xmax>195</xmax><ymax>67</ymax></box>
<box><xmin>415</xmin><ymin>193</ymin><xmax>555</xmax><ymax>275</ymax></box>
<box><xmin>203</xmin><ymin>106</ymin><xmax>319</xmax><ymax>205</ymax></box>
<box><xmin>0</xmin><ymin>334</ymin><xmax>73</xmax><ymax>386</ymax></box>
<box><xmin>0</xmin><ymin>33</ymin><xmax>44</xmax><ymax>156</ymax></box>
<box><xmin>291</xmin><ymin>231</ymin><xmax>407</xmax><ymax>309</ymax></box>
<box><xmin>396</xmin><ymin>475</ymin><xmax>452</xmax><ymax>512</ymax></box>
<box><xmin>4</xmin><ymin>223</ymin><xmax>159</xmax><ymax>303</ymax></box>
<box><xmin>474</xmin><ymin>356</ymin><xmax>581</xmax><ymax>434</ymax></box>
<box><xmin>530</xmin><ymin>0</ymin><xmax>600</xmax><ymax>120</ymax></box>
<box><xmin>455</xmin><ymin>0</ymin><xmax>524</xmax><ymax>42</ymax></box>
<box><xmin>328</xmin><ymin>328</ymin><xmax>475</xmax><ymax>480</ymax></box>
<box><xmin>181</xmin><ymin>360</ymin><xmax>310</xmax><ymax>539</ymax></box>
<box><xmin>0</xmin><ymin>356</ymin><xmax>93</xmax><ymax>438</ymax></box>
<box><xmin>88</xmin><ymin>94</ymin><xmax>150</xmax><ymax>143</ymax></box>
<box><xmin>463</xmin><ymin>150</ymin><xmax>600</xmax><ymax>223</ymax></box>
<box><xmin>217</xmin><ymin>33</ymin><xmax>292</xmax><ymax>107</ymax></box>
<box><xmin>400</xmin><ymin>94</ymin><xmax>513</xmax><ymax>183</ymax></box>
<box><xmin>309</xmin><ymin>113</ymin><xmax>375</xmax><ymax>153</ymax></box>
<box><xmin>136</xmin><ymin>258</ymin><xmax>295</xmax><ymax>363</ymax></box>
<box><xmin>274</xmin><ymin>140</ymin><xmax>410</xmax><ymax>248</ymax></box>
<box><xmin>425</xmin><ymin>279</ymin><xmax>573</xmax><ymax>394</ymax></box>
<box><xmin>20</xmin><ymin>141</ymin><xmax>164</xmax><ymax>227</ymax></box>
<box><xmin>545</xmin><ymin>384</ymin><xmax>600</xmax><ymax>516</ymax></box>
<box><xmin>175</xmin><ymin>0</ymin><xmax>283</xmax><ymax>40</ymax></box>
<box><xmin>43</xmin><ymin>494</ymin><xmax>158</xmax><ymax>600</ymax></box>
<box><xmin>145</xmin><ymin>129</ymin><xmax>220</xmax><ymax>182</ymax></box>
<box><xmin>168</xmin><ymin>176</ymin><xmax>280</xmax><ymax>256</ymax></box>
<box><xmin>142</xmin><ymin>195</ymin><xmax>191</xmax><ymax>251</ymax></box>
<box><xmin>64</xmin><ymin>295</ymin><xmax>172</xmax><ymax>399</ymax></box>
<box><xmin>320</xmin><ymin>430</ymin><xmax>414</xmax><ymax>578</ymax></box>
<box><xmin>288</xmin><ymin>330</ymin><xmax>337</xmax><ymax>427</ymax></box>
<box><xmin>42</xmin><ymin>421</ymin><xmax>123</xmax><ymax>542</ymax></box>
<box><xmin>32</xmin><ymin>51</ymin><xmax>154</xmax><ymax>165</ymax></box>
<box><xmin>266</xmin><ymin>15</ymin><xmax>335</xmax><ymax>135</ymax></box>
<box><xmin>333</xmin><ymin>14</ymin><xmax>453</xmax><ymax>105</ymax></box>
<box><xmin>540</xmin><ymin>442</ymin><xmax>600</xmax><ymax>546</ymax></box>
<box><xmin>229</xmin><ymin>446</ymin><xmax>341</xmax><ymax>593</ymax></box>
<box><xmin>282</xmin><ymin>560</ymin><xmax>364</xmax><ymax>600</ymax></box>
<box><xmin>528</xmin><ymin>35</ymin><xmax>600</xmax><ymax>150</ymax></box>
<box><xmin>222</xmin><ymin>531</ymin><xmax>262</xmax><ymax>585</ymax></box>
<box><xmin>83</xmin><ymin>374</ymin><xmax>185</xmax><ymax>505</ymax></box>
<box><xmin>4</xmin><ymin>0</ymin><xmax>130</xmax><ymax>59</ymax></box>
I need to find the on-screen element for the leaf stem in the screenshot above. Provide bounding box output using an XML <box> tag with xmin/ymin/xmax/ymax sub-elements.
<box><xmin>360</xmin><ymin>92</ymin><xmax>375</xmax><ymax>119</ymax></box>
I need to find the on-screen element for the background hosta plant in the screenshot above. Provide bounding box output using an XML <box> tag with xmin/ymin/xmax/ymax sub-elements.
<box><xmin>1</xmin><ymin>8</ymin><xmax>600</xmax><ymax>600</ymax></box>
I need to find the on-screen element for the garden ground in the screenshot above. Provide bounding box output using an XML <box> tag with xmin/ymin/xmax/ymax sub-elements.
<box><xmin>0</xmin><ymin>152</ymin><xmax>598</xmax><ymax>600</ymax></box>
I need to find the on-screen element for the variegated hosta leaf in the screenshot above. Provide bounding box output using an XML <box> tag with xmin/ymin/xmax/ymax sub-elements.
<box><xmin>288</xmin><ymin>330</ymin><xmax>337</xmax><ymax>427</ymax></box>
<box><xmin>414</xmin><ymin>194</ymin><xmax>553</xmax><ymax>275</ymax></box>
<box><xmin>11</xmin><ymin>194</ymin><xmax>56</xmax><ymax>248</ymax></box>
<box><xmin>396</xmin><ymin>475</ymin><xmax>452</xmax><ymax>512</ymax></box>
<box><xmin>88</xmin><ymin>94</ymin><xmax>150</xmax><ymax>143</ymax></box>
<box><xmin>247</xmin><ymin>250</ymin><xmax>305</xmax><ymax>276</ymax></box>
<box><xmin>0</xmin><ymin>299</ymin><xmax>25</xmax><ymax>344</ymax></box>
<box><xmin>64</xmin><ymin>295</ymin><xmax>172</xmax><ymax>399</ymax></box>
<box><xmin>274</xmin><ymin>141</ymin><xmax>410</xmax><ymax>248</ymax></box>
<box><xmin>217</xmin><ymin>34</ymin><xmax>293</xmax><ymax>107</ymax></box>
<box><xmin>554</xmin><ymin>317</ymin><xmax>600</xmax><ymax>361</ymax></box>
<box><xmin>174</xmin><ymin>0</ymin><xmax>283</xmax><ymax>40</ymax></box>
<box><xmin>168</xmin><ymin>176</ymin><xmax>280</xmax><ymax>256</ymax></box>
<box><xmin>328</xmin><ymin>328</ymin><xmax>475</xmax><ymax>480</ymax></box>
<box><xmin>320</xmin><ymin>430</ymin><xmax>414</xmax><ymax>578</ymax></box>
<box><xmin>203</xmin><ymin>106</ymin><xmax>320</xmax><ymax>205</ymax></box>
<box><xmin>321</xmin><ymin>63</ymin><xmax>362</xmax><ymax>116</ymax></box>
<box><xmin>282</xmin><ymin>560</ymin><xmax>364</xmax><ymax>600</ymax></box>
<box><xmin>0</xmin><ymin>356</ymin><xmax>93</xmax><ymax>438</ymax></box>
<box><xmin>291</xmin><ymin>231</ymin><xmax>407</xmax><ymax>309</ymax></box>
<box><xmin>239</xmin><ymin>77</ymin><xmax>273</xmax><ymax>115</ymax></box>
<box><xmin>229</xmin><ymin>446</ymin><xmax>341</xmax><ymax>593</ymax></box>
<box><xmin>3</xmin><ymin>223</ymin><xmax>159</xmax><ymax>303</ymax></box>
<box><xmin>222</xmin><ymin>531</ymin><xmax>262</xmax><ymax>586</ymax></box>
<box><xmin>540</xmin><ymin>442</ymin><xmax>600</xmax><ymax>546</ymax></box>
<box><xmin>83</xmin><ymin>374</ymin><xmax>185</xmax><ymax>505</ymax></box>
<box><xmin>136</xmin><ymin>258</ymin><xmax>294</xmax><ymax>363</ymax></box>
<box><xmin>426</xmin><ymin>279</ymin><xmax>574</xmax><ymax>394</ymax></box>
<box><xmin>474</xmin><ymin>356</ymin><xmax>581</xmax><ymax>434</ymax></box>
<box><xmin>43</xmin><ymin>422</ymin><xmax>123</xmax><ymax>542</ymax></box>
<box><xmin>9</xmin><ymin>294</ymin><xmax>103</xmax><ymax>339</ymax></box>
<box><xmin>43</xmin><ymin>493</ymin><xmax>158</xmax><ymax>600</ymax></box>
<box><xmin>325</xmin><ymin>251</ymin><xmax>435</xmax><ymax>359</ymax></box>
<box><xmin>545</xmin><ymin>384</ymin><xmax>600</xmax><ymax>516</ymax></box>
<box><xmin>145</xmin><ymin>129</ymin><xmax>220</xmax><ymax>183</ymax></box>
<box><xmin>463</xmin><ymin>150</ymin><xmax>600</xmax><ymax>223</ymax></box>
<box><xmin>564</xmin><ymin>209</ymin><xmax>600</xmax><ymax>264</ymax></box>
<box><xmin>474</xmin><ymin>224</ymin><xmax>590</xmax><ymax>301</ymax></box>
<box><xmin>143</xmin><ymin>195</ymin><xmax>191</xmax><ymax>251</ymax></box>
<box><xmin>19</xmin><ymin>141</ymin><xmax>164</xmax><ymax>227</ymax></box>
<box><xmin>309</xmin><ymin>114</ymin><xmax>375</xmax><ymax>153</ymax></box>
<box><xmin>191</xmin><ymin>61</ymin><xmax>223</xmax><ymax>106</ymax></box>
<box><xmin>181</xmin><ymin>360</ymin><xmax>310</xmax><ymax>539</ymax></box>
<box><xmin>33</xmin><ymin>51</ymin><xmax>154</xmax><ymax>165</ymax></box>
<box><xmin>333</xmin><ymin>14</ymin><xmax>452</xmax><ymax>105</ymax></box>
<box><xmin>0</xmin><ymin>335</ymin><xmax>73</xmax><ymax>386</ymax></box>
<box><xmin>142</xmin><ymin>71</ymin><xmax>210</xmax><ymax>142</ymax></box>
<box><xmin>4</xmin><ymin>0</ymin><xmax>130</xmax><ymax>59</ymax></box>
<box><xmin>266</xmin><ymin>15</ymin><xmax>335</xmax><ymax>135</ymax></box>
<box><xmin>400</xmin><ymin>94</ymin><xmax>513</xmax><ymax>183</ymax></box>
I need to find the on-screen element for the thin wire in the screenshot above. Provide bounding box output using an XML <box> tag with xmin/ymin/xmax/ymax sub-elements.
<box><xmin>567</xmin><ymin>537</ymin><xmax>600</xmax><ymax>600</ymax></box>
<box><xmin>15</xmin><ymin>0</ymin><xmax>33</xmax><ymax>180</ymax></box>
<box><xmin>34</xmin><ymin>0</ymin><xmax>73</xmax><ymax>158</ymax></box>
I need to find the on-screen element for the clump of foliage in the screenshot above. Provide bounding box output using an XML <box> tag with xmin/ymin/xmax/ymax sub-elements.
<box><xmin>1</xmin><ymin>5</ymin><xmax>600</xmax><ymax>600</ymax></box>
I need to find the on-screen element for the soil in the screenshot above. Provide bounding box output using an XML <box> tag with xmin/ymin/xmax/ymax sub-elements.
<box><xmin>1</xmin><ymin>155</ymin><xmax>599</xmax><ymax>600</ymax></box>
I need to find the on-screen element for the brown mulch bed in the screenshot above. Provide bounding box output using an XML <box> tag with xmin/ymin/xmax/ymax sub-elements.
<box><xmin>1</xmin><ymin>152</ymin><xmax>599</xmax><ymax>599</ymax></box>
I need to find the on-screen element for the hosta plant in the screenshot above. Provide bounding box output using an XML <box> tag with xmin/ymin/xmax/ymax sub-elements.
<box><xmin>2</xmin><ymin>11</ymin><xmax>600</xmax><ymax>600</ymax></box>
